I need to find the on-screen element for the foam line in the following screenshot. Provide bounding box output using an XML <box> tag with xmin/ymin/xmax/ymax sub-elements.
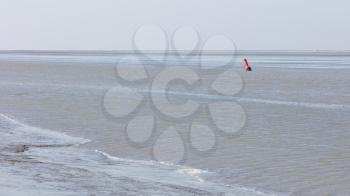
<box><xmin>235</xmin><ymin>97</ymin><xmax>350</xmax><ymax>110</ymax></box>
<box><xmin>147</xmin><ymin>90</ymin><xmax>350</xmax><ymax>110</ymax></box>
<box><xmin>0</xmin><ymin>113</ymin><xmax>90</xmax><ymax>147</ymax></box>
<box><xmin>2</xmin><ymin>81</ymin><xmax>349</xmax><ymax>110</ymax></box>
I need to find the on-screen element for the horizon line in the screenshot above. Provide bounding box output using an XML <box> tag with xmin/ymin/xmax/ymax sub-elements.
<box><xmin>1</xmin><ymin>50</ymin><xmax>350</xmax><ymax>56</ymax></box>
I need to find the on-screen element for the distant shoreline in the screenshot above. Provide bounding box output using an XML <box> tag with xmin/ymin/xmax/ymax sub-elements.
<box><xmin>1</xmin><ymin>50</ymin><xmax>350</xmax><ymax>56</ymax></box>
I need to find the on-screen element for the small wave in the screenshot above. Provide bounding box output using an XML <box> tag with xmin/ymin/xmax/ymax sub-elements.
<box><xmin>144</xmin><ymin>90</ymin><xmax>350</xmax><ymax>110</ymax></box>
<box><xmin>96</xmin><ymin>150</ymin><xmax>209</xmax><ymax>183</ymax></box>
<box><xmin>0</xmin><ymin>113</ymin><xmax>90</xmax><ymax>149</ymax></box>
<box><xmin>0</xmin><ymin>113</ymin><xmax>276</xmax><ymax>195</ymax></box>
<box><xmin>236</xmin><ymin>97</ymin><xmax>350</xmax><ymax>110</ymax></box>
<box><xmin>3</xmin><ymin>81</ymin><xmax>348</xmax><ymax>111</ymax></box>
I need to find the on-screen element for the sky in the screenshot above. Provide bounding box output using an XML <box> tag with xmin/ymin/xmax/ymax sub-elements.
<box><xmin>0</xmin><ymin>0</ymin><xmax>349</xmax><ymax>50</ymax></box>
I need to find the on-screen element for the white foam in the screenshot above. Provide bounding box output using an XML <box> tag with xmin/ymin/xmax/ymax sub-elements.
<box><xmin>236</xmin><ymin>97</ymin><xmax>350</xmax><ymax>110</ymax></box>
<box><xmin>2</xmin><ymin>80</ymin><xmax>348</xmax><ymax>111</ymax></box>
<box><xmin>0</xmin><ymin>113</ymin><xmax>90</xmax><ymax>148</ymax></box>
<box><xmin>147</xmin><ymin>90</ymin><xmax>350</xmax><ymax>110</ymax></box>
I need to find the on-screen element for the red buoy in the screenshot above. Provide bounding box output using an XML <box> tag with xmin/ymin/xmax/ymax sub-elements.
<box><xmin>243</xmin><ymin>58</ymin><xmax>252</xmax><ymax>71</ymax></box>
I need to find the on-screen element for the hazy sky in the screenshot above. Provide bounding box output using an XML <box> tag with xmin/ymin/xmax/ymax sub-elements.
<box><xmin>0</xmin><ymin>0</ymin><xmax>349</xmax><ymax>50</ymax></box>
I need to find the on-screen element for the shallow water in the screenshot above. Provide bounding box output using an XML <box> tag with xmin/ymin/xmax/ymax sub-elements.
<box><xmin>0</xmin><ymin>52</ymin><xmax>349</xmax><ymax>195</ymax></box>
